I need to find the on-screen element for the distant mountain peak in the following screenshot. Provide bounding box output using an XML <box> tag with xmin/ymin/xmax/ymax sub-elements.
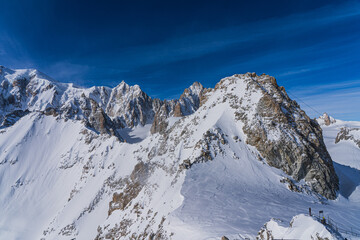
<box><xmin>181</xmin><ymin>81</ymin><xmax>203</xmax><ymax>97</ymax></box>
<box><xmin>317</xmin><ymin>112</ymin><xmax>336</xmax><ymax>126</ymax></box>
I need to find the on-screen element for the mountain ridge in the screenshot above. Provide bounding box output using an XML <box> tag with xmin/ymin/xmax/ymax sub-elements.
<box><xmin>0</xmin><ymin>67</ymin><xmax>339</xmax><ymax>198</ymax></box>
<box><xmin>0</xmin><ymin>66</ymin><xmax>204</xmax><ymax>136</ymax></box>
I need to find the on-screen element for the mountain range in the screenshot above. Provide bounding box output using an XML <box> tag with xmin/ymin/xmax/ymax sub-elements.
<box><xmin>0</xmin><ymin>66</ymin><xmax>359</xmax><ymax>240</ymax></box>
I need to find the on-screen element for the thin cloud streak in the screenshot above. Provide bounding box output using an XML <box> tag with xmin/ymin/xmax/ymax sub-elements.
<box><xmin>290</xmin><ymin>79</ymin><xmax>360</xmax><ymax>95</ymax></box>
<box><xmin>112</xmin><ymin>1</ymin><xmax>360</xmax><ymax>69</ymax></box>
<box><xmin>290</xmin><ymin>83</ymin><xmax>360</xmax><ymax>120</ymax></box>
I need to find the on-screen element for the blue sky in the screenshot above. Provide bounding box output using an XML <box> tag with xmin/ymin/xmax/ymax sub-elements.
<box><xmin>0</xmin><ymin>0</ymin><xmax>359</xmax><ymax>120</ymax></box>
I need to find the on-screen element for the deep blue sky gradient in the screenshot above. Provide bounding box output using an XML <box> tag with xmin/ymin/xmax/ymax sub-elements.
<box><xmin>0</xmin><ymin>0</ymin><xmax>359</xmax><ymax>120</ymax></box>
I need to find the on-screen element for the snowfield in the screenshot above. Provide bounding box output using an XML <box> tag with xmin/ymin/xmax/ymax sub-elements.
<box><xmin>0</xmin><ymin>67</ymin><xmax>359</xmax><ymax>239</ymax></box>
<box><xmin>259</xmin><ymin>214</ymin><xmax>337</xmax><ymax>240</ymax></box>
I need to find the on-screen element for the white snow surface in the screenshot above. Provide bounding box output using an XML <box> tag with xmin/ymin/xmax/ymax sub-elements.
<box><xmin>261</xmin><ymin>214</ymin><xmax>334</xmax><ymax>240</ymax></box>
<box><xmin>0</xmin><ymin>69</ymin><xmax>360</xmax><ymax>239</ymax></box>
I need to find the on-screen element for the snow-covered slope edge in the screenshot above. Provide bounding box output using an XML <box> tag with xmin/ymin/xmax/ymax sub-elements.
<box><xmin>258</xmin><ymin>214</ymin><xmax>340</xmax><ymax>240</ymax></box>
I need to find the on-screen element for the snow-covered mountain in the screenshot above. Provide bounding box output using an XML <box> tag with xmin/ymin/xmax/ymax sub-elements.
<box><xmin>0</xmin><ymin>66</ymin><xmax>203</xmax><ymax>136</ymax></box>
<box><xmin>0</xmin><ymin>66</ymin><xmax>359</xmax><ymax>240</ymax></box>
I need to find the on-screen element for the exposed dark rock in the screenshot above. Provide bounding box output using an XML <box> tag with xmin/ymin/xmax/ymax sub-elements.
<box><xmin>180</xmin><ymin>128</ymin><xmax>227</xmax><ymax>170</ymax></box>
<box><xmin>150</xmin><ymin>82</ymin><xmax>205</xmax><ymax>134</ymax></box>
<box><xmin>108</xmin><ymin>162</ymin><xmax>151</xmax><ymax>216</ymax></box>
<box><xmin>151</xmin><ymin>102</ymin><xmax>170</xmax><ymax>134</ymax></box>
<box><xmin>173</xmin><ymin>102</ymin><xmax>183</xmax><ymax>117</ymax></box>
<box><xmin>177</xmin><ymin>81</ymin><xmax>205</xmax><ymax>115</ymax></box>
<box><xmin>335</xmin><ymin>127</ymin><xmax>360</xmax><ymax>148</ymax></box>
<box><xmin>1</xmin><ymin>109</ymin><xmax>30</xmax><ymax>127</ymax></box>
<box><xmin>86</xmin><ymin>99</ymin><xmax>123</xmax><ymax>141</ymax></box>
<box><xmin>280</xmin><ymin>177</ymin><xmax>302</xmax><ymax>193</ymax></box>
<box><xmin>43</xmin><ymin>107</ymin><xmax>58</xmax><ymax>117</ymax></box>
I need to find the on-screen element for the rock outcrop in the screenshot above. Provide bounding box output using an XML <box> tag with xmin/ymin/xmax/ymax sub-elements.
<box><xmin>150</xmin><ymin>101</ymin><xmax>171</xmax><ymax>134</ymax></box>
<box><xmin>335</xmin><ymin>127</ymin><xmax>360</xmax><ymax>148</ymax></box>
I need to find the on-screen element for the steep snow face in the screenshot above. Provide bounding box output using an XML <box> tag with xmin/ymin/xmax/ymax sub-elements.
<box><xmin>258</xmin><ymin>214</ymin><xmax>337</xmax><ymax>240</ymax></box>
<box><xmin>0</xmin><ymin>113</ymin><xmax>121</xmax><ymax>239</ymax></box>
<box><xmin>0</xmin><ymin>68</ymin><xmax>357</xmax><ymax>239</ymax></box>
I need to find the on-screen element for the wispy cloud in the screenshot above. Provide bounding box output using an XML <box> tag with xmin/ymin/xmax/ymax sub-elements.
<box><xmin>290</xmin><ymin>79</ymin><xmax>360</xmax><ymax>95</ymax></box>
<box><xmin>277</xmin><ymin>69</ymin><xmax>314</xmax><ymax>77</ymax></box>
<box><xmin>116</xmin><ymin>1</ymin><xmax>360</xmax><ymax>69</ymax></box>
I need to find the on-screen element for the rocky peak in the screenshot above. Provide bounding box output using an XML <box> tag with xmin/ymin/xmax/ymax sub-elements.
<box><xmin>177</xmin><ymin>82</ymin><xmax>205</xmax><ymax>116</ymax></box>
<box><xmin>216</xmin><ymin>73</ymin><xmax>339</xmax><ymax>199</ymax></box>
<box><xmin>181</xmin><ymin>81</ymin><xmax>203</xmax><ymax>98</ymax></box>
<box><xmin>105</xmin><ymin>81</ymin><xmax>155</xmax><ymax>127</ymax></box>
<box><xmin>317</xmin><ymin>112</ymin><xmax>336</xmax><ymax>126</ymax></box>
<box><xmin>150</xmin><ymin>100</ymin><xmax>175</xmax><ymax>134</ymax></box>
<box><xmin>112</xmin><ymin>81</ymin><xmax>142</xmax><ymax>98</ymax></box>
<box><xmin>150</xmin><ymin>82</ymin><xmax>206</xmax><ymax>133</ymax></box>
<box><xmin>1</xmin><ymin>67</ymin><xmax>210</xmax><ymax>134</ymax></box>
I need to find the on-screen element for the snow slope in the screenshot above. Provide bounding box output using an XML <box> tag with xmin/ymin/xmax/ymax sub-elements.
<box><xmin>0</xmin><ymin>113</ymin><xmax>122</xmax><ymax>239</ymax></box>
